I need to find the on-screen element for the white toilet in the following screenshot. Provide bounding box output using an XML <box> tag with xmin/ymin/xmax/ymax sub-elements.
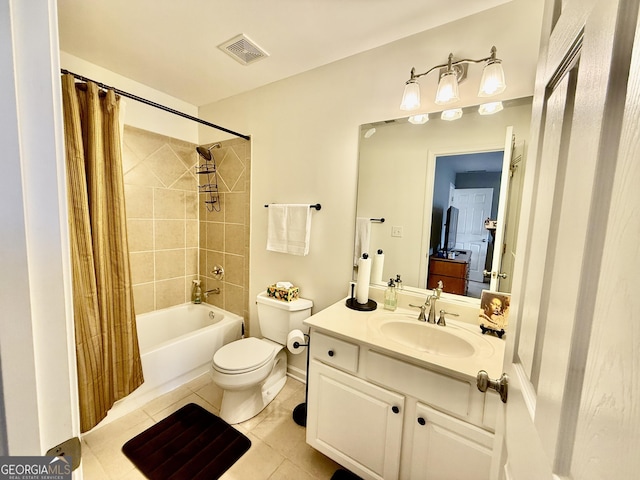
<box><xmin>210</xmin><ymin>291</ymin><xmax>313</xmax><ymax>424</ymax></box>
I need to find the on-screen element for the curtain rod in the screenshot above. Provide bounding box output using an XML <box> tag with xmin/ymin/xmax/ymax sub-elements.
<box><xmin>60</xmin><ymin>69</ymin><xmax>250</xmax><ymax>141</ymax></box>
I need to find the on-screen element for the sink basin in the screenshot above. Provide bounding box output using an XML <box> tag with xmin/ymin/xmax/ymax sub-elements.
<box><xmin>368</xmin><ymin>312</ymin><xmax>494</xmax><ymax>359</ymax></box>
<box><xmin>379</xmin><ymin>321</ymin><xmax>475</xmax><ymax>357</ymax></box>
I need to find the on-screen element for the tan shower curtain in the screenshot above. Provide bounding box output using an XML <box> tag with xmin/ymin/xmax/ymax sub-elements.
<box><xmin>61</xmin><ymin>74</ymin><xmax>143</xmax><ymax>432</ymax></box>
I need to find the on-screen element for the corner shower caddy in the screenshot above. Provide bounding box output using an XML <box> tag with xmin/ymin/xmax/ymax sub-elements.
<box><xmin>196</xmin><ymin>146</ymin><xmax>221</xmax><ymax>212</ymax></box>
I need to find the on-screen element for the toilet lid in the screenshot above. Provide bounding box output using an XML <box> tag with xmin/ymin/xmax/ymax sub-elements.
<box><xmin>212</xmin><ymin>337</ymin><xmax>276</xmax><ymax>374</ymax></box>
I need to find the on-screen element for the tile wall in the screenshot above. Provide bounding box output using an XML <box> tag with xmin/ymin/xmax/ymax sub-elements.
<box><xmin>197</xmin><ymin>139</ymin><xmax>251</xmax><ymax>324</ymax></box>
<box><xmin>122</xmin><ymin>126</ymin><xmax>250</xmax><ymax>321</ymax></box>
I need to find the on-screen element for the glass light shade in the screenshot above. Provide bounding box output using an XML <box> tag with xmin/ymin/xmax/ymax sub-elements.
<box><xmin>408</xmin><ymin>114</ymin><xmax>429</xmax><ymax>125</ymax></box>
<box><xmin>435</xmin><ymin>71</ymin><xmax>459</xmax><ymax>105</ymax></box>
<box><xmin>478</xmin><ymin>60</ymin><xmax>506</xmax><ymax>97</ymax></box>
<box><xmin>478</xmin><ymin>101</ymin><xmax>504</xmax><ymax>115</ymax></box>
<box><xmin>400</xmin><ymin>79</ymin><xmax>421</xmax><ymax>111</ymax></box>
<box><xmin>441</xmin><ymin>108</ymin><xmax>463</xmax><ymax>121</ymax></box>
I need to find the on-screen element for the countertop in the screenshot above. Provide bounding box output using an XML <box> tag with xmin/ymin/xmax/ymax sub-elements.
<box><xmin>304</xmin><ymin>295</ymin><xmax>506</xmax><ymax>381</ymax></box>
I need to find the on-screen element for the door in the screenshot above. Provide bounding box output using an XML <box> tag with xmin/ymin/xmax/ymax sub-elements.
<box><xmin>494</xmin><ymin>139</ymin><xmax>525</xmax><ymax>293</ymax></box>
<box><xmin>496</xmin><ymin>1</ymin><xmax>640</xmax><ymax>479</ymax></box>
<box><xmin>0</xmin><ymin>0</ymin><xmax>80</xmax><ymax>461</ymax></box>
<box><xmin>409</xmin><ymin>403</ymin><xmax>493</xmax><ymax>480</ymax></box>
<box><xmin>488</xmin><ymin>127</ymin><xmax>515</xmax><ymax>292</ymax></box>
<box><xmin>451</xmin><ymin>188</ymin><xmax>493</xmax><ymax>282</ymax></box>
<box><xmin>307</xmin><ymin>361</ymin><xmax>404</xmax><ymax>480</ymax></box>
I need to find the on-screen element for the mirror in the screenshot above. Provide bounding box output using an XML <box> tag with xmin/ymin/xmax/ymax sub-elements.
<box><xmin>354</xmin><ymin>97</ymin><xmax>532</xmax><ymax>302</ymax></box>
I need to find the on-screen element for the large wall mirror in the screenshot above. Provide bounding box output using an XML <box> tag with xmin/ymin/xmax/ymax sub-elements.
<box><xmin>354</xmin><ymin>97</ymin><xmax>533</xmax><ymax>303</ymax></box>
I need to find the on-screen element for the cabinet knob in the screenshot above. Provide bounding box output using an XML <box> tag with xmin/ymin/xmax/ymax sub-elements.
<box><xmin>391</xmin><ymin>406</ymin><xmax>400</xmax><ymax>414</ymax></box>
<box><xmin>327</xmin><ymin>350</ymin><xmax>335</xmax><ymax>357</ymax></box>
<box><xmin>417</xmin><ymin>417</ymin><xmax>426</xmax><ymax>426</ymax></box>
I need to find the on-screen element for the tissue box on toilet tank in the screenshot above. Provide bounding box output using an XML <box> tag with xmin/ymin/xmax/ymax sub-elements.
<box><xmin>267</xmin><ymin>284</ymin><xmax>299</xmax><ymax>302</ymax></box>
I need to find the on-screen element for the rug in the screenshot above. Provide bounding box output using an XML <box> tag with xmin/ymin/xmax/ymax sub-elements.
<box><xmin>331</xmin><ymin>468</ymin><xmax>363</xmax><ymax>480</ymax></box>
<box><xmin>122</xmin><ymin>403</ymin><xmax>251</xmax><ymax>480</ymax></box>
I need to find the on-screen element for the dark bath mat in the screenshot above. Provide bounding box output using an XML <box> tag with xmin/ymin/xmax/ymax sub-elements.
<box><xmin>122</xmin><ymin>403</ymin><xmax>251</xmax><ymax>480</ymax></box>
<box><xmin>331</xmin><ymin>468</ymin><xmax>363</xmax><ymax>480</ymax></box>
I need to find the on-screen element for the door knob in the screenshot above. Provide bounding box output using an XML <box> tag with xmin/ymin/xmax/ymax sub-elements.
<box><xmin>476</xmin><ymin>370</ymin><xmax>509</xmax><ymax>403</ymax></box>
<box><xmin>483</xmin><ymin>270</ymin><xmax>492</xmax><ymax>277</ymax></box>
<box><xmin>497</xmin><ymin>272</ymin><xmax>507</xmax><ymax>279</ymax></box>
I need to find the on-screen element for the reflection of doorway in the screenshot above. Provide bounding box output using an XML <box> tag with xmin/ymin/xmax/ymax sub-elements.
<box><xmin>429</xmin><ymin>151</ymin><xmax>503</xmax><ymax>297</ymax></box>
<box><xmin>451</xmin><ymin>188</ymin><xmax>493</xmax><ymax>282</ymax></box>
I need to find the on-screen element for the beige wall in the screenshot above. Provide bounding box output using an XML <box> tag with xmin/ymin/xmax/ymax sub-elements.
<box><xmin>123</xmin><ymin>126</ymin><xmax>251</xmax><ymax>319</ymax></box>
<box><xmin>197</xmin><ymin>138</ymin><xmax>251</xmax><ymax>323</ymax></box>
<box><xmin>123</xmin><ymin>126</ymin><xmax>200</xmax><ymax>313</ymax></box>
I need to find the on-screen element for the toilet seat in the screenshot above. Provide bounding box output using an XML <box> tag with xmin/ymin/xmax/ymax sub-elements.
<box><xmin>212</xmin><ymin>337</ymin><xmax>276</xmax><ymax>374</ymax></box>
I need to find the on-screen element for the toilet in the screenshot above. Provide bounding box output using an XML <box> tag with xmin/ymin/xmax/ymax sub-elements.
<box><xmin>210</xmin><ymin>291</ymin><xmax>313</xmax><ymax>424</ymax></box>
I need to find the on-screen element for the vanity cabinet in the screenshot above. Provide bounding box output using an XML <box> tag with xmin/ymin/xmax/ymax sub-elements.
<box><xmin>408</xmin><ymin>403</ymin><xmax>493</xmax><ymax>479</ymax></box>
<box><xmin>306</xmin><ymin>330</ymin><xmax>496</xmax><ymax>480</ymax></box>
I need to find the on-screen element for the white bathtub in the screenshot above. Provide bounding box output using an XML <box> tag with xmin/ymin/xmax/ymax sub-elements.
<box><xmin>95</xmin><ymin>303</ymin><xmax>243</xmax><ymax>429</ymax></box>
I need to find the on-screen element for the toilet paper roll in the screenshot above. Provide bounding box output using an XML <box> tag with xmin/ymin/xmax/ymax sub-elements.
<box><xmin>287</xmin><ymin>329</ymin><xmax>306</xmax><ymax>354</ymax></box>
<box><xmin>371</xmin><ymin>250</ymin><xmax>384</xmax><ymax>284</ymax></box>
<box><xmin>356</xmin><ymin>254</ymin><xmax>371</xmax><ymax>304</ymax></box>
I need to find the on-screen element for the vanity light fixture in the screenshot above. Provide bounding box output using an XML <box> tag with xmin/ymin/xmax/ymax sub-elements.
<box><xmin>478</xmin><ymin>101</ymin><xmax>504</xmax><ymax>115</ymax></box>
<box><xmin>441</xmin><ymin>108</ymin><xmax>463</xmax><ymax>121</ymax></box>
<box><xmin>408</xmin><ymin>113</ymin><xmax>429</xmax><ymax>125</ymax></box>
<box><xmin>400</xmin><ymin>46</ymin><xmax>506</xmax><ymax>111</ymax></box>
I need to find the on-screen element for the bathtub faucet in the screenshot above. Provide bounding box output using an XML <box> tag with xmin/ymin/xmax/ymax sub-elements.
<box><xmin>204</xmin><ymin>288</ymin><xmax>221</xmax><ymax>297</ymax></box>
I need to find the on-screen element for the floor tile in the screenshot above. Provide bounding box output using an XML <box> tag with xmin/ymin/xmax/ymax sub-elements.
<box><xmin>83</xmin><ymin>375</ymin><xmax>341</xmax><ymax>480</ymax></box>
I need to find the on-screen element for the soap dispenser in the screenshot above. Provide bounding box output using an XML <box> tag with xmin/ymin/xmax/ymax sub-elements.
<box><xmin>192</xmin><ymin>280</ymin><xmax>202</xmax><ymax>304</ymax></box>
<box><xmin>384</xmin><ymin>278</ymin><xmax>398</xmax><ymax>311</ymax></box>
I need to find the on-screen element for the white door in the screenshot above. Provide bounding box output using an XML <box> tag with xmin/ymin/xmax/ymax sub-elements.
<box><xmin>496</xmin><ymin>1</ymin><xmax>640</xmax><ymax>479</ymax></box>
<box><xmin>0</xmin><ymin>0</ymin><xmax>80</xmax><ymax>462</ymax></box>
<box><xmin>307</xmin><ymin>361</ymin><xmax>404</xmax><ymax>480</ymax></box>
<box><xmin>409</xmin><ymin>402</ymin><xmax>493</xmax><ymax>480</ymax></box>
<box><xmin>488</xmin><ymin>127</ymin><xmax>515</xmax><ymax>292</ymax></box>
<box><xmin>451</xmin><ymin>188</ymin><xmax>493</xmax><ymax>282</ymax></box>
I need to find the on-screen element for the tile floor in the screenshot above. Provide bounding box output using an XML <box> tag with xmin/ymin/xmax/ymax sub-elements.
<box><xmin>81</xmin><ymin>375</ymin><xmax>342</xmax><ymax>479</ymax></box>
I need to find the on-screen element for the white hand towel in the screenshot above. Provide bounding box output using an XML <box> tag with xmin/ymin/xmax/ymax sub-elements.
<box><xmin>267</xmin><ymin>204</ymin><xmax>313</xmax><ymax>256</ymax></box>
<box><xmin>354</xmin><ymin>217</ymin><xmax>371</xmax><ymax>265</ymax></box>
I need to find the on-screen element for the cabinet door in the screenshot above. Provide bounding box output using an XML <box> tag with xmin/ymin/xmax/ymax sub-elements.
<box><xmin>307</xmin><ymin>360</ymin><xmax>404</xmax><ymax>480</ymax></box>
<box><xmin>408</xmin><ymin>403</ymin><xmax>493</xmax><ymax>480</ymax></box>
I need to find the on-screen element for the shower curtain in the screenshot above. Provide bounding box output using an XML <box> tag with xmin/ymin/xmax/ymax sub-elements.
<box><xmin>61</xmin><ymin>74</ymin><xmax>143</xmax><ymax>432</ymax></box>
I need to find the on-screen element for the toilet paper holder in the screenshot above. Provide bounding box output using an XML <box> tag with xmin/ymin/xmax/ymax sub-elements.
<box><xmin>292</xmin><ymin>333</ymin><xmax>309</xmax><ymax>350</ymax></box>
<box><xmin>292</xmin><ymin>332</ymin><xmax>311</xmax><ymax>428</ymax></box>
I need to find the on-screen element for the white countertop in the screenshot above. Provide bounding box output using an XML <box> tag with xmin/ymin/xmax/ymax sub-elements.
<box><xmin>304</xmin><ymin>296</ymin><xmax>506</xmax><ymax>381</ymax></box>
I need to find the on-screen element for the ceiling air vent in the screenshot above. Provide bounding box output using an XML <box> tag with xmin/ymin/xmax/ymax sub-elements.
<box><xmin>218</xmin><ymin>34</ymin><xmax>269</xmax><ymax>66</ymax></box>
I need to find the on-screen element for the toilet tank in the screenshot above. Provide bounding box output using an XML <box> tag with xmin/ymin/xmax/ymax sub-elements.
<box><xmin>256</xmin><ymin>291</ymin><xmax>313</xmax><ymax>344</ymax></box>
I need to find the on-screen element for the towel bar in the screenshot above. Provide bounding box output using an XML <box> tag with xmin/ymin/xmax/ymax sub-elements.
<box><xmin>264</xmin><ymin>203</ymin><xmax>321</xmax><ymax>210</ymax></box>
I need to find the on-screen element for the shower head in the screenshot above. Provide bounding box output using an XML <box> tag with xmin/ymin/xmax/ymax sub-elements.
<box><xmin>196</xmin><ymin>143</ymin><xmax>221</xmax><ymax>161</ymax></box>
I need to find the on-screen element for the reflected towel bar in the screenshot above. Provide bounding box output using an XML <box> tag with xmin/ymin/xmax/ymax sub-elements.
<box><xmin>264</xmin><ymin>203</ymin><xmax>321</xmax><ymax>210</ymax></box>
<box><xmin>371</xmin><ymin>218</ymin><xmax>385</xmax><ymax>223</ymax></box>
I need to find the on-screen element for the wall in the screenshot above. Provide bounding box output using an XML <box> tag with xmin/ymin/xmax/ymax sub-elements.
<box><xmin>196</xmin><ymin>0</ymin><xmax>543</xmax><ymax>375</ymax></box>
<box><xmin>60</xmin><ymin>52</ymin><xmax>198</xmax><ymax>144</ymax></box>
<box><xmin>123</xmin><ymin>126</ymin><xmax>200</xmax><ymax>313</ymax></box>
<box><xmin>60</xmin><ymin>55</ymin><xmax>254</xmax><ymax>318</ymax></box>
<box><xmin>123</xmin><ymin>128</ymin><xmax>252</xmax><ymax>320</ymax></box>
<box><xmin>197</xmin><ymin>139</ymin><xmax>252</xmax><ymax>322</ymax></box>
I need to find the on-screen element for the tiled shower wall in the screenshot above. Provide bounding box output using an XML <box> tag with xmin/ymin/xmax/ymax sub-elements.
<box><xmin>122</xmin><ymin>126</ymin><xmax>250</xmax><ymax>320</ymax></box>
<box><xmin>197</xmin><ymin>139</ymin><xmax>251</xmax><ymax>323</ymax></box>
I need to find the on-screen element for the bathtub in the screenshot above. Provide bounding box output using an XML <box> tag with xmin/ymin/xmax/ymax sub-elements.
<box><xmin>96</xmin><ymin>303</ymin><xmax>243</xmax><ymax>428</ymax></box>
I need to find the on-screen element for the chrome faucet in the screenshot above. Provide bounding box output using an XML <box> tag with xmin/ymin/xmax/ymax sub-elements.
<box><xmin>204</xmin><ymin>287</ymin><xmax>220</xmax><ymax>298</ymax></box>
<box><xmin>410</xmin><ymin>281</ymin><xmax>443</xmax><ymax>323</ymax></box>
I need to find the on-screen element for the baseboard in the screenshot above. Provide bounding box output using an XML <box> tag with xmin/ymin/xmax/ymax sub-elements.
<box><xmin>287</xmin><ymin>365</ymin><xmax>307</xmax><ymax>384</ymax></box>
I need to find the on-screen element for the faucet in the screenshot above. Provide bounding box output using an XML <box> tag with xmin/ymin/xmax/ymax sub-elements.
<box><xmin>410</xmin><ymin>281</ymin><xmax>443</xmax><ymax>323</ymax></box>
<box><xmin>204</xmin><ymin>287</ymin><xmax>220</xmax><ymax>298</ymax></box>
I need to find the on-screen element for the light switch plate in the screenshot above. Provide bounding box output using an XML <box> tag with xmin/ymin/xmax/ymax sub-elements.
<box><xmin>391</xmin><ymin>226</ymin><xmax>403</xmax><ymax>237</ymax></box>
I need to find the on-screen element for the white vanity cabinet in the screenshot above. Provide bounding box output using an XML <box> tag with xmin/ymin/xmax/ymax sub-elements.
<box><xmin>408</xmin><ymin>403</ymin><xmax>493</xmax><ymax>479</ymax></box>
<box><xmin>306</xmin><ymin>329</ymin><xmax>497</xmax><ymax>480</ymax></box>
